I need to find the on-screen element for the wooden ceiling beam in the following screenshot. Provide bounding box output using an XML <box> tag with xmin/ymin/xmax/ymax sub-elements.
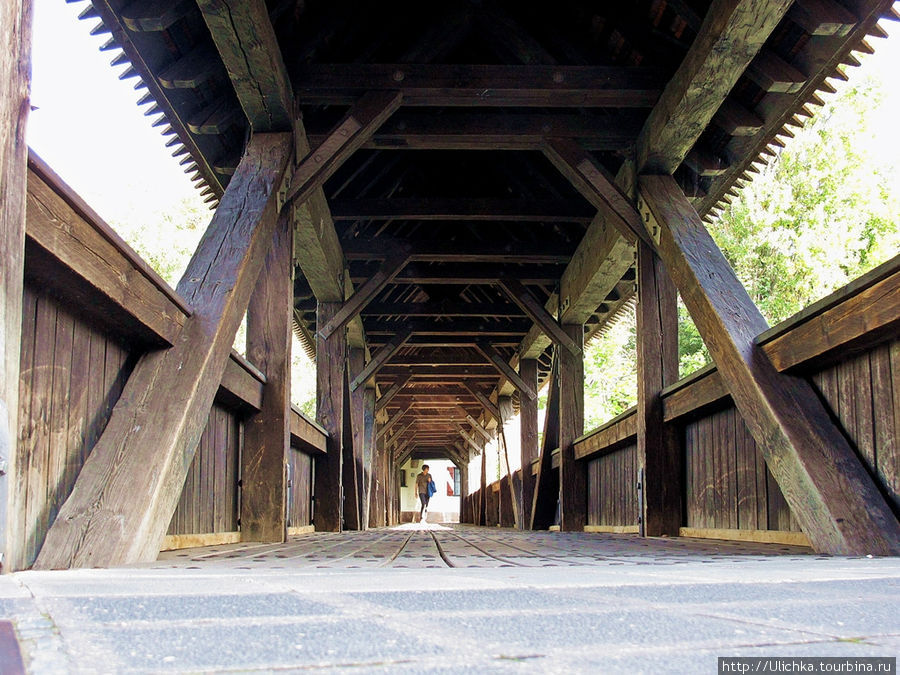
<box><xmin>197</xmin><ymin>0</ymin><xmax>293</xmax><ymax>131</ymax></box>
<box><xmin>375</xmin><ymin>371</ymin><xmax>412</xmax><ymax>412</ymax></box>
<box><xmin>361</xmin><ymin>301</ymin><xmax>522</xmax><ymax>319</ymax></box>
<box><xmin>635</xmin><ymin>0</ymin><xmax>794</xmax><ymax>175</ymax></box>
<box><xmin>462</xmin><ymin>383</ymin><xmax>503</xmax><ymax>423</ymax></box>
<box><xmin>475</xmin><ymin>341</ymin><xmax>536</xmax><ymax>400</ymax></box>
<box><xmin>364</xmin><ymin>319</ymin><xmax>530</xmax><ymax>337</ymax></box>
<box><xmin>498</xmin><ymin>277</ymin><xmax>581</xmax><ymax>356</ymax></box>
<box><xmin>330</xmin><ymin>198</ymin><xmax>595</xmax><ymax>223</ymax></box>
<box><xmin>376</xmin><ymin>407</ymin><xmax>408</xmax><ymax>440</ymax></box>
<box><xmin>456</xmin><ymin>410</ymin><xmax>494</xmax><ymax>444</ymax></box>
<box><xmin>309</xmin><ymin>112</ymin><xmax>640</xmax><ymax>151</ymax></box>
<box><xmin>349</xmin><ymin>328</ymin><xmax>412</xmax><ymax>391</ymax></box>
<box><xmin>379</xmin><ymin>366</ymin><xmax>498</xmax><ymax>378</ymax></box>
<box><xmin>358</xmin><ymin>263</ymin><xmax>564</xmax><ymax>286</ymax></box>
<box><xmin>343</xmin><ymin>238</ymin><xmax>572</xmax><ymax>265</ymax></box>
<box><xmin>292</xmin><ymin>64</ymin><xmax>665</xmax><ymax>107</ymax></box>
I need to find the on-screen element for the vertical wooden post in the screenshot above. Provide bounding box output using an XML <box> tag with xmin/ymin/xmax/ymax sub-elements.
<box><xmin>518</xmin><ymin>358</ymin><xmax>538</xmax><ymax>529</ymax></box>
<box><xmin>315</xmin><ymin>301</ymin><xmax>345</xmax><ymax>532</ymax></box>
<box><xmin>341</xmin><ymin>375</ymin><xmax>359</xmax><ymax>529</ymax></box>
<box><xmin>479</xmin><ymin>441</ymin><xmax>487</xmax><ymax>526</ymax></box>
<box><xmin>498</xmin><ymin>395</ymin><xmax>519</xmax><ymax>528</ymax></box>
<box><xmin>531</xmin><ymin>353</ymin><xmax>560</xmax><ymax>530</ymax></box>
<box><xmin>460</xmin><ymin>465</ymin><xmax>469</xmax><ymax>522</ymax></box>
<box><xmin>559</xmin><ymin>324</ymin><xmax>585</xmax><ymax>531</ymax></box>
<box><xmin>636</xmin><ymin>240</ymin><xmax>682</xmax><ymax>536</ymax></box>
<box><xmin>363</xmin><ymin>385</ymin><xmax>376</xmax><ymax>528</ymax></box>
<box><xmin>241</xmin><ymin>211</ymin><xmax>292</xmax><ymax>542</ymax></box>
<box><xmin>0</xmin><ymin>0</ymin><xmax>32</xmax><ymax>572</ymax></box>
<box><xmin>347</xmin><ymin>347</ymin><xmax>367</xmax><ymax>529</ymax></box>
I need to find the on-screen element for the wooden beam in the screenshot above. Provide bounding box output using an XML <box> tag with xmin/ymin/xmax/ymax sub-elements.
<box><xmin>639</xmin><ymin>174</ymin><xmax>900</xmax><ymax>555</ymax></box>
<box><xmin>456</xmin><ymin>411</ymin><xmax>493</xmax><ymax>444</ymax></box>
<box><xmin>635</xmin><ymin>0</ymin><xmax>793</xmax><ymax>174</ymax></box>
<box><xmin>290</xmin><ymin>406</ymin><xmax>327</xmax><ymax>455</ymax></box>
<box><xmin>498</xmin><ymin>277</ymin><xmax>581</xmax><ymax>357</ymax></box>
<box><xmin>241</xmin><ymin>209</ymin><xmax>291</xmax><ymax>543</ymax></box>
<box><xmin>285</xmin><ymin>91</ymin><xmax>402</xmax><ymax>205</ymax></box>
<box><xmin>361</xmin><ymin>302</ymin><xmax>521</xmax><ymax>319</ymax></box>
<box><xmin>317</xmin><ymin>253</ymin><xmax>408</xmax><ymax>340</ymax></box>
<box><xmin>635</xmin><ymin>241</ymin><xmax>681</xmax><ymax>537</ymax></box>
<box><xmin>314</xmin><ymin>301</ymin><xmax>345</xmax><ymax>532</ymax></box>
<box><xmin>196</xmin><ymin>0</ymin><xmax>293</xmax><ymax>130</ymax></box>
<box><xmin>376</xmin><ymin>407</ymin><xmax>408</xmax><ymax>440</ymax></box>
<box><xmin>519</xmin><ymin>358</ymin><xmax>539</xmax><ymax>529</ymax></box>
<box><xmin>1</xmin><ymin>0</ymin><xmax>31</xmax><ymax>571</ymax></box>
<box><xmin>475</xmin><ymin>341</ymin><xmax>536</xmax><ymax>400</ymax></box>
<box><xmin>542</xmin><ymin>137</ymin><xmax>651</xmax><ymax>247</ymax></box>
<box><xmin>341</xmin><ymin>359</ymin><xmax>360</xmax><ymax>530</ymax></box>
<box><xmin>462</xmin><ymin>382</ymin><xmax>503</xmax><ymax>423</ymax></box>
<box><xmin>348</xmin><ymin>348</ymin><xmax>368</xmax><ymax>530</ymax></box>
<box><xmin>343</xmin><ymin>239</ymin><xmax>571</xmax><ymax>264</ymax></box>
<box><xmin>367</xmin><ymin>319</ymin><xmax>530</xmax><ymax>337</ymax></box>
<box><xmin>35</xmin><ymin>134</ymin><xmax>293</xmax><ymax>569</ymax></box>
<box><xmin>787</xmin><ymin>0</ymin><xmax>857</xmax><ymax>36</ymax></box>
<box><xmin>293</xmin><ymin>64</ymin><xmax>665</xmax><ymax>107</ymax></box>
<box><xmin>531</xmin><ymin>354</ymin><xmax>560</xmax><ymax>530</ymax></box>
<box><xmin>558</xmin><ymin>324</ymin><xmax>585</xmax><ymax>532</ymax></box>
<box><xmin>308</xmin><ymin>112</ymin><xmax>642</xmax><ymax>151</ymax></box>
<box><xmin>350</xmin><ymin>329</ymin><xmax>412</xmax><ymax>391</ymax></box>
<box><xmin>458</xmin><ymin>427</ymin><xmax>483</xmax><ymax>455</ymax></box>
<box><xmin>375</xmin><ymin>372</ymin><xmax>412</xmax><ymax>413</ymax></box>
<box><xmin>331</xmin><ymin>198</ymin><xmax>594</xmax><ymax>223</ymax></box>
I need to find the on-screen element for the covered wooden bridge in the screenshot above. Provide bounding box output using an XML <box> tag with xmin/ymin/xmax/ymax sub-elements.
<box><xmin>1</xmin><ymin>0</ymin><xmax>899</xmax><ymax>572</ymax></box>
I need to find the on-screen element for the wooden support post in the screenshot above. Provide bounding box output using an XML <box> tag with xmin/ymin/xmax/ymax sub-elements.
<box><xmin>531</xmin><ymin>354</ymin><xmax>560</xmax><ymax>530</ymax></box>
<box><xmin>363</xmin><ymin>385</ymin><xmax>376</xmax><ymax>528</ymax></box>
<box><xmin>639</xmin><ymin>174</ymin><xmax>900</xmax><ymax>555</ymax></box>
<box><xmin>351</xmin><ymin>330</ymin><xmax>412</xmax><ymax>391</ymax></box>
<box><xmin>1</xmin><ymin>0</ymin><xmax>32</xmax><ymax>572</ymax></box>
<box><xmin>315</xmin><ymin>301</ymin><xmax>346</xmax><ymax>532</ymax></box>
<box><xmin>475</xmin><ymin>341</ymin><xmax>536</xmax><ymax>400</ymax></box>
<box><xmin>519</xmin><ymin>358</ymin><xmax>539</xmax><ymax>529</ymax></box>
<box><xmin>35</xmin><ymin>134</ymin><xmax>293</xmax><ymax>569</ymax></box>
<box><xmin>241</xmin><ymin>209</ymin><xmax>292</xmax><ymax>543</ymax></box>
<box><xmin>636</xmin><ymin>240</ymin><xmax>681</xmax><ymax>536</ymax></box>
<box><xmin>341</xmin><ymin>368</ymin><xmax>359</xmax><ymax>530</ymax></box>
<box><xmin>347</xmin><ymin>348</ymin><xmax>367</xmax><ymax>529</ymax></box>
<box><xmin>558</xmin><ymin>324</ymin><xmax>586</xmax><ymax>532</ymax></box>
<box><xmin>479</xmin><ymin>438</ymin><xmax>487</xmax><ymax>526</ymax></box>
<box><xmin>498</xmin><ymin>396</ymin><xmax>520</xmax><ymax>529</ymax></box>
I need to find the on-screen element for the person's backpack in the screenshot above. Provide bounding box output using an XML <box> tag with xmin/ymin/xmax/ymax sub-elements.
<box><xmin>427</xmin><ymin>478</ymin><xmax>436</xmax><ymax>498</ymax></box>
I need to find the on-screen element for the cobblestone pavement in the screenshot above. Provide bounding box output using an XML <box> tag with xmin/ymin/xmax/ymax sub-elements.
<box><xmin>2</xmin><ymin>526</ymin><xmax>898</xmax><ymax>673</ymax></box>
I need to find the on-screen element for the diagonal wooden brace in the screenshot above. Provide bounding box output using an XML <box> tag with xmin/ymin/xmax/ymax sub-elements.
<box><xmin>475</xmin><ymin>341</ymin><xmax>537</xmax><ymax>400</ymax></box>
<box><xmin>498</xmin><ymin>276</ymin><xmax>581</xmax><ymax>356</ymax></box>
<box><xmin>35</xmin><ymin>133</ymin><xmax>293</xmax><ymax>569</ymax></box>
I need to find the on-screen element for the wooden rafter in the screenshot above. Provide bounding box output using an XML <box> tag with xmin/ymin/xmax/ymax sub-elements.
<box><xmin>350</xmin><ymin>329</ymin><xmax>412</xmax><ymax>391</ymax></box>
<box><xmin>497</xmin><ymin>277</ymin><xmax>581</xmax><ymax>357</ymax></box>
<box><xmin>330</xmin><ymin>198</ymin><xmax>594</xmax><ymax>223</ymax></box>
<box><xmin>475</xmin><ymin>342</ymin><xmax>537</xmax><ymax>401</ymax></box>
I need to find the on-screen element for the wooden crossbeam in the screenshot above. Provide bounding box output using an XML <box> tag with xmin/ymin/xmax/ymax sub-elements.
<box><xmin>462</xmin><ymin>382</ymin><xmax>503</xmax><ymax>423</ymax></box>
<box><xmin>456</xmin><ymin>409</ymin><xmax>493</xmax><ymax>444</ymax></box>
<box><xmin>292</xmin><ymin>64</ymin><xmax>665</xmax><ymax>107</ymax></box>
<box><xmin>197</xmin><ymin>0</ymin><xmax>293</xmax><ymax>130</ymax></box>
<box><xmin>35</xmin><ymin>134</ymin><xmax>293</xmax><ymax>568</ymax></box>
<box><xmin>475</xmin><ymin>341</ymin><xmax>537</xmax><ymax>400</ymax></box>
<box><xmin>635</xmin><ymin>0</ymin><xmax>793</xmax><ymax>174</ymax></box>
<box><xmin>542</xmin><ymin>137</ymin><xmax>650</xmax><ymax>246</ymax></box>
<box><xmin>343</xmin><ymin>238</ymin><xmax>572</xmax><ymax>264</ymax></box>
<box><xmin>362</xmin><ymin>302</ymin><xmax>521</xmax><ymax>319</ymax></box>
<box><xmin>367</xmin><ymin>319</ymin><xmax>530</xmax><ymax>337</ymax></box>
<box><xmin>285</xmin><ymin>91</ymin><xmax>402</xmax><ymax>205</ymax></box>
<box><xmin>375</xmin><ymin>372</ymin><xmax>412</xmax><ymax>413</ymax></box>
<box><xmin>498</xmin><ymin>277</ymin><xmax>581</xmax><ymax>357</ymax></box>
<box><xmin>309</xmin><ymin>111</ymin><xmax>640</xmax><ymax>150</ymax></box>
<box><xmin>317</xmin><ymin>253</ymin><xmax>408</xmax><ymax>340</ymax></box>
<box><xmin>330</xmin><ymin>198</ymin><xmax>595</xmax><ymax>223</ymax></box>
<box><xmin>350</xmin><ymin>329</ymin><xmax>411</xmax><ymax>391</ymax></box>
<box><xmin>376</xmin><ymin>408</ymin><xmax>408</xmax><ymax>440</ymax></box>
<box><xmin>639</xmin><ymin>174</ymin><xmax>900</xmax><ymax>555</ymax></box>
<box><xmin>381</xmin><ymin>366</ymin><xmax>500</xmax><ymax>379</ymax></box>
<box><xmin>458</xmin><ymin>427</ymin><xmax>483</xmax><ymax>455</ymax></box>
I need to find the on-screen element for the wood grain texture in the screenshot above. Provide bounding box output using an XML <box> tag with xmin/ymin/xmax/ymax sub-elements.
<box><xmin>641</xmin><ymin>174</ymin><xmax>900</xmax><ymax>554</ymax></box>
<box><xmin>34</xmin><ymin>133</ymin><xmax>292</xmax><ymax>569</ymax></box>
<box><xmin>559</xmin><ymin>324</ymin><xmax>586</xmax><ymax>532</ymax></box>
<box><xmin>287</xmin><ymin>448</ymin><xmax>313</xmax><ymax>528</ymax></box>
<box><xmin>314</xmin><ymin>302</ymin><xmax>345</xmax><ymax>532</ymax></box>
<box><xmin>1</xmin><ymin>0</ymin><xmax>31</xmax><ymax>571</ymax></box>
<box><xmin>636</xmin><ymin>242</ymin><xmax>681</xmax><ymax>536</ymax></box>
<box><xmin>347</xmin><ymin>348</ymin><xmax>367</xmax><ymax>529</ymax></box>
<box><xmin>636</xmin><ymin>0</ymin><xmax>793</xmax><ymax>174</ymax></box>
<box><xmin>241</xmin><ymin>209</ymin><xmax>292</xmax><ymax>543</ymax></box>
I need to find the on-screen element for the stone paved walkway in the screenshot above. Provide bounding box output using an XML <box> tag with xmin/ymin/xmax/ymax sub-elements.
<box><xmin>2</xmin><ymin>526</ymin><xmax>898</xmax><ymax>673</ymax></box>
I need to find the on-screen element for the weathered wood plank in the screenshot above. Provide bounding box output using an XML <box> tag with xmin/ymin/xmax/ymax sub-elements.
<box><xmin>341</xmin><ymin>363</ymin><xmax>359</xmax><ymax>530</ymax></box>
<box><xmin>197</xmin><ymin>0</ymin><xmax>293</xmax><ymax>130</ymax></box>
<box><xmin>314</xmin><ymin>301</ymin><xmax>345</xmax><ymax>533</ymax></box>
<box><xmin>635</xmin><ymin>0</ymin><xmax>793</xmax><ymax>174</ymax></box>
<box><xmin>558</xmin><ymin>324</ymin><xmax>585</xmax><ymax>532</ymax></box>
<box><xmin>475</xmin><ymin>341</ymin><xmax>536</xmax><ymax>400</ymax></box>
<box><xmin>636</xmin><ymin>241</ymin><xmax>681</xmax><ymax>536</ymax></box>
<box><xmin>34</xmin><ymin>133</ymin><xmax>293</xmax><ymax>569</ymax></box>
<box><xmin>640</xmin><ymin>174</ymin><xmax>900</xmax><ymax>555</ymax></box>
<box><xmin>350</xmin><ymin>330</ymin><xmax>412</xmax><ymax>391</ymax></box>
<box><xmin>1</xmin><ymin>0</ymin><xmax>31</xmax><ymax>571</ymax></box>
<box><xmin>498</xmin><ymin>277</ymin><xmax>581</xmax><ymax>356</ymax></box>
<box><xmin>241</xmin><ymin>209</ymin><xmax>291</xmax><ymax>543</ymax></box>
<box><xmin>375</xmin><ymin>372</ymin><xmax>412</xmax><ymax>413</ymax></box>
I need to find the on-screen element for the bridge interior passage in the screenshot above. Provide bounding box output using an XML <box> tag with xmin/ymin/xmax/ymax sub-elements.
<box><xmin>3</xmin><ymin>0</ymin><xmax>900</xmax><ymax>573</ymax></box>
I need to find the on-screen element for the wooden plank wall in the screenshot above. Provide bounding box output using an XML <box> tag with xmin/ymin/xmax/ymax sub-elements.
<box><xmin>587</xmin><ymin>444</ymin><xmax>639</xmax><ymax>527</ymax></box>
<box><xmin>167</xmin><ymin>403</ymin><xmax>241</xmax><ymax>536</ymax></box>
<box><xmin>812</xmin><ymin>338</ymin><xmax>899</xmax><ymax>514</ymax></box>
<box><xmin>17</xmin><ymin>283</ymin><xmax>135</xmax><ymax>568</ymax></box>
<box><xmin>287</xmin><ymin>448</ymin><xmax>314</xmax><ymax>528</ymax></box>
<box><xmin>684</xmin><ymin>407</ymin><xmax>798</xmax><ymax>531</ymax></box>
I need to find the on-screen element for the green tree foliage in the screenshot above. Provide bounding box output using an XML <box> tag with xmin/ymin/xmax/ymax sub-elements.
<box><xmin>583</xmin><ymin>308</ymin><xmax>638</xmax><ymax>430</ymax></box>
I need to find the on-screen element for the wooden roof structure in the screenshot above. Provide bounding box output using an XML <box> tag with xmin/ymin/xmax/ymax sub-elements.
<box><xmin>3</xmin><ymin>0</ymin><xmax>899</xmax><ymax>569</ymax></box>
<box><xmin>74</xmin><ymin>0</ymin><xmax>895</xmax><ymax>453</ymax></box>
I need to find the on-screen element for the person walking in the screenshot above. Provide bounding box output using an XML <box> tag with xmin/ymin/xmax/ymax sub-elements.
<box><xmin>415</xmin><ymin>465</ymin><xmax>436</xmax><ymax>523</ymax></box>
